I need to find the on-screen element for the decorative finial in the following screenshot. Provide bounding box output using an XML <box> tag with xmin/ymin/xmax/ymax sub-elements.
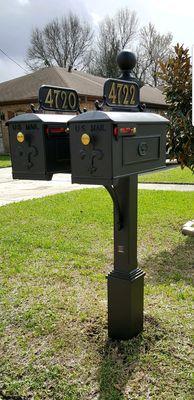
<box><xmin>117</xmin><ymin>50</ymin><xmax>138</xmax><ymax>82</ymax></box>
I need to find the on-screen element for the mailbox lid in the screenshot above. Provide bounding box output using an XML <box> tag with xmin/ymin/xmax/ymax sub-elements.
<box><xmin>104</xmin><ymin>111</ymin><xmax>169</xmax><ymax>125</ymax></box>
<box><xmin>7</xmin><ymin>113</ymin><xmax>74</xmax><ymax>123</ymax></box>
<box><xmin>71</xmin><ymin>111</ymin><xmax>169</xmax><ymax>124</ymax></box>
<box><xmin>69</xmin><ymin>110</ymin><xmax>168</xmax><ymax>124</ymax></box>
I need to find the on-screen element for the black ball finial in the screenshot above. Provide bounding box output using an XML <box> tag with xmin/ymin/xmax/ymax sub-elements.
<box><xmin>117</xmin><ymin>50</ymin><xmax>137</xmax><ymax>72</ymax></box>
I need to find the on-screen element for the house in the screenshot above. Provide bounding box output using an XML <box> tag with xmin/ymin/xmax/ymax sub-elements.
<box><xmin>0</xmin><ymin>67</ymin><xmax>167</xmax><ymax>154</ymax></box>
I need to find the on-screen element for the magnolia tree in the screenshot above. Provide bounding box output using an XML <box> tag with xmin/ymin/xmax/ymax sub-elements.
<box><xmin>160</xmin><ymin>44</ymin><xmax>194</xmax><ymax>172</ymax></box>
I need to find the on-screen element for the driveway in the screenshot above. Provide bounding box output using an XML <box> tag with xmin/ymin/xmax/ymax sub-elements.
<box><xmin>0</xmin><ymin>168</ymin><xmax>96</xmax><ymax>206</ymax></box>
<box><xmin>0</xmin><ymin>167</ymin><xmax>194</xmax><ymax>207</ymax></box>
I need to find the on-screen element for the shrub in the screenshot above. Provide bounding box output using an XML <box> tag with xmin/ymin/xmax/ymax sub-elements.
<box><xmin>160</xmin><ymin>44</ymin><xmax>194</xmax><ymax>171</ymax></box>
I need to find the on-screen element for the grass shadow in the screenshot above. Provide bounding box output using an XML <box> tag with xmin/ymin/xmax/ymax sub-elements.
<box><xmin>97</xmin><ymin>238</ymin><xmax>193</xmax><ymax>399</ymax></box>
<box><xmin>97</xmin><ymin>315</ymin><xmax>167</xmax><ymax>400</ymax></box>
<box><xmin>139</xmin><ymin>236</ymin><xmax>194</xmax><ymax>285</ymax></box>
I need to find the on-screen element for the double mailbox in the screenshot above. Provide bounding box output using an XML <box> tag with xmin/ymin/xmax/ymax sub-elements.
<box><xmin>6</xmin><ymin>55</ymin><xmax>170</xmax><ymax>340</ymax></box>
<box><xmin>7</xmin><ymin>83</ymin><xmax>168</xmax><ymax>182</ymax></box>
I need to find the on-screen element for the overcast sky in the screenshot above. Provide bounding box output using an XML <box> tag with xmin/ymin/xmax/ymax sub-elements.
<box><xmin>0</xmin><ymin>0</ymin><xmax>193</xmax><ymax>83</ymax></box>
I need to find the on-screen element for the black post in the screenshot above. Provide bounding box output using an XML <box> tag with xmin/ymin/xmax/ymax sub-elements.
<box><xmin>107</xmin><ymin>175</ymin><xmax>145</xmax><ymax>340</ymax></box>
<box><xmin>114</xmin><ymin>175</ymin><xmax>138</xmax><ymax>272</ymax></box>
<box><xmin>107</xmin><ymin>51</ymin><xmax>145</xmax><ymax>340</ymax></box>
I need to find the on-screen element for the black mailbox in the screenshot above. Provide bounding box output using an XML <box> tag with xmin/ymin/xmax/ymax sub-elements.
<box><xmin>7</xmin><ymin>113</ymin><xmax>74</xmax><ymax>180</ymax></box>
<box><xmin>69</xmin><ymin>111</ymin><xmax>169</xmax><ymax>185</ymax></box>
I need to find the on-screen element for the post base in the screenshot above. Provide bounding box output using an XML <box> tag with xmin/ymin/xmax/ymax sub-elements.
<box><xmin>107</xmin><ymin>268</ymin><xmax>145</xmax><ymax>340</ymax></box>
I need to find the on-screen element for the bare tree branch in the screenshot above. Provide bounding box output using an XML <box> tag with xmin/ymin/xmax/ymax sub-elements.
<box><xmin>87</xmin><ymin>7</ymin><xmax>138</xmax><ymax>78</ymax></box>
<box><xmin>26</xmin><ymin>13</ymin><xmax>93</xmax><ymax>70</ymax></box>
<box><xmin>116</xmin><ymin>8</ymin><xmax>138</xmax><ymax>49</ymax></box>
<box><xmin>135</xmin><ymin>23</ymin><xmax>173</xmax><ymax>86</ymax></box>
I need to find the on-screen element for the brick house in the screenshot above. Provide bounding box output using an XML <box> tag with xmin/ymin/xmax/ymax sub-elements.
<box><xmin>0</xmin><ymin>67</ymin><xmax>167</xmax><ymax>154</ymax></box>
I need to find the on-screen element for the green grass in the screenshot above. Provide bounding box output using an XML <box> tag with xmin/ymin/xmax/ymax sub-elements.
<box><xmin>0</xmin><ymin>155</ymin><xmax>11</xmax><ymax>168</ymax></box>
<box><xmin>0</xmin><ymin>188</ymin><xmax>193</xmax><ymax>399</ymax></box>
<box><xmin>139</xmin><ymin>166</ymin><xmax>194</xmax><ymax>184</ymax></box>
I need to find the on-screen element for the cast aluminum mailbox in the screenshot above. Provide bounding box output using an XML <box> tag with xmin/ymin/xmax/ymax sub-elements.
<box><xmin>7</xmin><ymin>113</ymin><xmax>74</xmax><ymax>180</ymax></box>
<box><xmin>69</xmin><ymin>111</ymin><xmax>169</xmax><ymax>185</ymax></box>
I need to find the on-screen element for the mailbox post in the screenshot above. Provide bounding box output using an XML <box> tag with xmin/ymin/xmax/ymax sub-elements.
<box><xmin>108</xmin><ymin>52</ymin><xmax>144</xmax><ymax>339</ymax></box>
<box><xmin>107</xmin><ymin>174</ymin><xmax>143</xmax><ymax>339</ymax></box>
<box><xmin>69</xmin><ymin>51</ymin><xmax>169</xmax><ymax>340</ymax></box>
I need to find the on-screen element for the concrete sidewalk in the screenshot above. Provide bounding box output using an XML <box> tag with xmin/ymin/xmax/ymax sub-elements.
<box><xmin>0</xmin><ymin>168</ymin><xmax>97</xmax><ymax>206</ymax></box>
<box><xmin>138</xmin><ymin>183</ymin><xmax>194</xmax><ymax>191</ymax></box>
<box><xmin>0</xmin><ymin>167</ymin><xmax>194</xmax><ymax>207</ymax></box>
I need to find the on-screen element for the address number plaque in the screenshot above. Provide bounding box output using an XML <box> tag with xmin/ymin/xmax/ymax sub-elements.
<box><xmin>103</xmin><ymin>78</ymin><xmax>139</xmax><ymax>109</ymax></box>
<box><xmin>39</xmin><ymin>85</ymin><xmax>79</xmax><ymax>112</ymax></box>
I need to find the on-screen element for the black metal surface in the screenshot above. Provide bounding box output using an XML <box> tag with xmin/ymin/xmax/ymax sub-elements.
<box><xmin>117</xmin><ymin>50</ymin><xmax>140</xmax><ymax>85</ymax></box>
<box><xmin>107</xmin><ymin>267</ymin><xmax>145</xmax><ymax>339</ymax></box>
<box><xmin>117</xmin><ymin>51</ymin><xmax>137</xmax><ymax>73</ymax></box>
<box><xmin>113</xmin><ymin>176</ymin><xmax>138</xmax><ymax>273</ymax></box>
<box><xmin>104</xmin><ymin>185</ymin><xmax>123</xmax><ymax>230</ymax></box>
<box><xmin>106</xmin><ymin>175</ymin><xmax>145</xmax><ymax>339</ymax></box>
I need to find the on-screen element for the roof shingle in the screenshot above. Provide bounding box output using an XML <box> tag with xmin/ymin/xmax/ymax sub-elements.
<box><xmin>0</xmin><ymin>66</ymin><xmax>166</xmax><ymax>106</ymax></box>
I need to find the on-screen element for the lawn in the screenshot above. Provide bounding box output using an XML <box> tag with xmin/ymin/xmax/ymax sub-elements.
<box><xmin>0</xmin><ymin>155</ymin><xmax>11</xmax><ymax>168</ymax></box>
<box><xmin>139</xmin><ymin>166</ymin><xmax>194</xmax><ymax>184</ymax></box>
<box><xmin>0</xmin><ymin>188</ymin><xmax>193</xmax><ymax>399</ymax></box>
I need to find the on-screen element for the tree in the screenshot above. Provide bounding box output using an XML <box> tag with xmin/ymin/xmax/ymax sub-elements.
<box><xmin>91</xmin><ymin>17</ymin><xmax>120</xmax><ymax>78</ymax></box>
<box><xmin>26</xmin><ymin>13</ymin><xmax>93</xmax><ymax>70</ymax></box>
<box><xmin>160</xmin><ymin>44</ymin><xmax>194</xmax><ymax>171</ymax></box>
<box><xmin>134</xmin><ymin>23</ymin><xmax>173</xmax><ymax>86</ymax></box>
<box><xmin>89</xmin><ymin>7</ymin><xmax>138</xmax><ymax>78</ymax></box>
<box><xmin>115</xmin><ymin>7</ymin><xmax>138</xmax><ymax>49</ymax></box>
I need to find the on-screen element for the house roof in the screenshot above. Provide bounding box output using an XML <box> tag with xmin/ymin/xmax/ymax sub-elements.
<box><xmin>140</xmin><ymin>85</ymin><xmax>166</xmax><ymax>106</ymax></box>
<box><xmin>0</xmin><ymin>66</ymin><xmax>166</xmax><ymax>107</ymax></box>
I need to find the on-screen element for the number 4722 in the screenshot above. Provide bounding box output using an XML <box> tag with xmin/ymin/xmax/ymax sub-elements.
<box><xmin>108</xmin><ymin>82</ymin><xmax>136</xmax><ymax>105</ymax></box>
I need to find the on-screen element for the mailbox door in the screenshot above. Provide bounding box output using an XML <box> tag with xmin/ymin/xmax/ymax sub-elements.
<box><xmin>70</xmin><ymin>122</ymin><xmax>113</xmax><ymax>185</ymax></box>
<box><xmin>9</xmin><ymin>121</ymin><xmax>50</xmax><ymax>180</ymax></box>
<box><xmin>112</xmin><ymin>123</ymin><xmax>167</xmax><ymax>179</ymax></box>
<box><xmin>44</xmin><ymin>124</ymin><xmax>71</xmax><ymax>173</ymax></box>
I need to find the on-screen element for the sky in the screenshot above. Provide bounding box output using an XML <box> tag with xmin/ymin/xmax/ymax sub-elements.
<box><xmin>0</xmin><ymin>0</ymin><xmax>193</xmax><ymax>83</ymax></box>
